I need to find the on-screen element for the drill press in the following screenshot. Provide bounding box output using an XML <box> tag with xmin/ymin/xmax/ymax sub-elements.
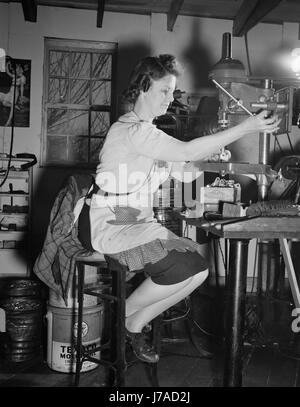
<box><xmin>204</xmin><ymin>32</ymin><xmax>292</xmax><ymax>301</ymax></box>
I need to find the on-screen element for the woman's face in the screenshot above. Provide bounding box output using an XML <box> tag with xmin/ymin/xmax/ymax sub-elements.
<box><xmin>140</xmin><ymin>74</ymin><xmax>176</xmax><ymax>118</ymax></box>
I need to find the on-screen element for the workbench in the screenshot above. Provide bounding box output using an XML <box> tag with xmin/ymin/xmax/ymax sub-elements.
<box><xmin>179</xmin><ymin>215</ymin><xmax>300</xmax><ymax>387</ymax></box>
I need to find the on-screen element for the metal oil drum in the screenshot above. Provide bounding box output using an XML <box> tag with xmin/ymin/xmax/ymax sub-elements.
<box><xmin>0</xmin><ymin>278</ymin><xmax>44</xmax><ymax>362</ymax></box>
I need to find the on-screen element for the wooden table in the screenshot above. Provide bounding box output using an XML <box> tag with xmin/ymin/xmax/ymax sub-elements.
<box><xmin>180</xmin><ymin>215</ymin><xmax>300</xmax><ymax>387</ymax></box>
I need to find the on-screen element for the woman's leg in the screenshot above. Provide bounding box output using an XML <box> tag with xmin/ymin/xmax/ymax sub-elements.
<box><xmin>125</xmin><ymin>269</ymin><xmax>208</xmax><ymax>332</ymax></box>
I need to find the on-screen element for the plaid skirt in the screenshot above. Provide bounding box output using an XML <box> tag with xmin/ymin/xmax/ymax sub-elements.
<box><xmin>109</xmin><ymin>237</ymin><xmax>208</xmax><ymax>285</ymax></box>
<box><xmin>78</xmin><ymin>202</ymin><xmax>208</xmax><ymax>285</ymax></box>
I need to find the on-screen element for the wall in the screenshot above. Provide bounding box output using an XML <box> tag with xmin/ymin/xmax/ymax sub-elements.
<box><xmin>0</xmin><ymin>3</ymin><xmax>153</xmax><ymax>261</ymax></box>
<box><xmin>0</xmin><ymin>3</ymin><xmax>299</xmax><ymax>266</ymax></box>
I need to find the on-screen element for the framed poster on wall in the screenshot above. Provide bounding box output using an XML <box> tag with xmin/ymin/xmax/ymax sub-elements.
<box><xmin>0</xmin><ymin>57</ymin><xmax>31</xmax><ymax>127</ymax></box>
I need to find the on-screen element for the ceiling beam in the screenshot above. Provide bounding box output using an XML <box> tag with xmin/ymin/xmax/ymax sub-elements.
<box><xmin>21</xmin><ymin>0</ymin><xmax>37</xmax><ymax>22</ymax></box>
<box><xmin>96</xmin><ymin>0</ymin><xmax>105</xmax><ymax>28</ymax></box>
<box><xmin>233</xmin><ymin>0</ymin><xmax>259</xmax><ymax>37</ymax></box>
<box><xmin>233</xmin><ymin>0</ymin><xmax>283</xmax><ymax>37</ymax></box>
<box><xmin>167</xmin><ymin>0</ymin><xmax>184</xmax><ymax>32</ymax></box>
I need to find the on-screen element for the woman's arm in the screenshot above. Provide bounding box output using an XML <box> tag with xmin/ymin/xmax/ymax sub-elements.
<box><xmin>5</xmin><ymin>62</ymin><xmax>14</xmax><ymax>78</ymax></box>
<box><xmin>127</xmin><ymin>110</ymin><xmax>281</xmax><ymax>162</ymax></box>
<box><xmin>182</xmin><ymin>111</ymin><xmax>280</xmax><ymax>162</ymax></box>
<box><xmin>19</xmin><ymin>76</ymin><xmax>25</xmax><ymax>98</ymax></box>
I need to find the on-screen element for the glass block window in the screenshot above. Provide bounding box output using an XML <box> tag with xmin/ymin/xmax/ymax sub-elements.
<box><xmin>41</xmin><ymin>38</ymin><xmax>117</xmax><ymax>167</ymax></box>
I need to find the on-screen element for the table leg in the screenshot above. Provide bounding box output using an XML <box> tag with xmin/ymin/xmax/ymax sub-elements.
<box><xmin>223</xmin><ymin>239</ymin><xmax>249</xmax><ymax>387</ymax></box>
<box><xmin>75</xmin><ymin>261</ymin><xmax>84</xmax><ymax>387</ymax></box>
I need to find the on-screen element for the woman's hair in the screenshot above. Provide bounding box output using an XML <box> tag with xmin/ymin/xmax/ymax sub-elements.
<box><xmin>122</xmin><ymin>54</ymin><xmax>181</xmax><ymax>103</ymax></box>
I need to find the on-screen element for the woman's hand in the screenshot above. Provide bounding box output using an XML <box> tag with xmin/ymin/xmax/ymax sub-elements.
<box><xmin>240</xmin><ymin>110</ymin><xmax>281</xmax><ymax>134</ymax></box>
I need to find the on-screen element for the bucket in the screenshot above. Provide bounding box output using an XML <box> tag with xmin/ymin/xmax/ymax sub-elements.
<box><xmin>0</xmin><ymin>278</ymin><xmax>44</xmax><ymax>363</ymax></box>
<box><xmin>49</xmin><ymin>265</ymin><xmax>104</xmax><ymax>309</ymax></box>
<box><xmin>46</xmin><ymin>303</ymin><xmax>104</xmax><ymax>373</ymax></box>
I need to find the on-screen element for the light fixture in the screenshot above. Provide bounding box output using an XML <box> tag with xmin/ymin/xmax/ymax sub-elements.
<box><xmin>291</xmin><ymin>48</ymin><xmax>300</xmax><ymax>74</ymax></box>
<box><xmin>209</xmin><ymin>32</ymin><xmax>247</xmax><ymax>83</ymax></box>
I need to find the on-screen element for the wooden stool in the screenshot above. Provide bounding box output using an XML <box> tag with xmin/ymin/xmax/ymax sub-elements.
<box><xmin>73</xmin><ymin>253</ymin><xmax>209</xmax><ymax>387</ymax></box>
<box><xmin>74</xmin><ymin>253</ymin><xmax>161</xmax><ymax>387</ymax></box>
<box><xmin>160</xmin><ymin>296</ymin><xmax>213</xmax><ymax>357</ymax></box>
<box><xmin>74</xmin><ymin>252</ymin><xmax>127</xmax><ymax>387</ymax></box>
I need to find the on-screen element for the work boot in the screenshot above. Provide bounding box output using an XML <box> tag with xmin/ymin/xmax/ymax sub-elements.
<box><xmin>125</xmin><ymin>328</ymin><xmax>159</xmax><ymax>364</ymax></box>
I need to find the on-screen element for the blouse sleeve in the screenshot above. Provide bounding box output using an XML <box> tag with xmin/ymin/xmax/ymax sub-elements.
<box><xmin>125</xmin><ymin>122</ymin><xmax>189</xmax><ymax>162</ymax></box>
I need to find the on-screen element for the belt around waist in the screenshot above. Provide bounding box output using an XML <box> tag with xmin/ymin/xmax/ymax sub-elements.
<box><xmin>95</xmin><ymin>186</ymin><xmax>130</xmax><ymax>197</ymax></box>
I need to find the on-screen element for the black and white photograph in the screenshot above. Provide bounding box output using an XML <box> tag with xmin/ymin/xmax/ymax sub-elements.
<box><xmin>0</xmin><ymin>0</ymin><xmax>300</xmax><ymax>395</ymax></box>
<box><xmin>0</xmin><ymin>57</ymin><xmax>31</xmax><ymax>127</ymax></box>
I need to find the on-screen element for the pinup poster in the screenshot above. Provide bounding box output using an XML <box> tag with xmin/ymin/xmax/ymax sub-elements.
<box><xmin>0</xmin><ymin>57</ymin><xmax>31</xmax><ymax>127</ymax></box>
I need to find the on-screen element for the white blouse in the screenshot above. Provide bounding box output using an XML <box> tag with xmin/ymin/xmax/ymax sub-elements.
<box><xmin>89</xmin><ymin>111</ymin><xmax>202</xmax><ymax>254</ymax></box>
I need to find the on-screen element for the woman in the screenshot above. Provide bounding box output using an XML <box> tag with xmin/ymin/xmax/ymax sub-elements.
<box><xmin>0</xmin><ymin>61</ymin><xmax>26</xmax><ymax>126</ymax></box>
<box><xmin>87</xmin><ymin>54</ymin><xmax>280</xmax><ymax>363</ymax></box>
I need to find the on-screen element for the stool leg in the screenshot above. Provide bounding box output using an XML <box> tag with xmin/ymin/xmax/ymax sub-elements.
<box><xmin>164</xmin><ymin>312</ymin><xmax>175</xmax><ymax>340</ymax></box>
<box><xmin>185</xmin><ymin>297</ymin><xmax>213</xmax><ymax>358</ymax></box>
<box><xmin>110</xmin><ymin>267</ymin><xmax>126</xmax><ymax>387</ymax></box>
<box><xmin>146</xmin><ymin>315</ymin><xmax>161</xmax><ymax>387</ymax></box>
<box><xmin>75</xmin><ymin>261</ymin><xmax>84</xmax><ymax>387</ymax></box>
